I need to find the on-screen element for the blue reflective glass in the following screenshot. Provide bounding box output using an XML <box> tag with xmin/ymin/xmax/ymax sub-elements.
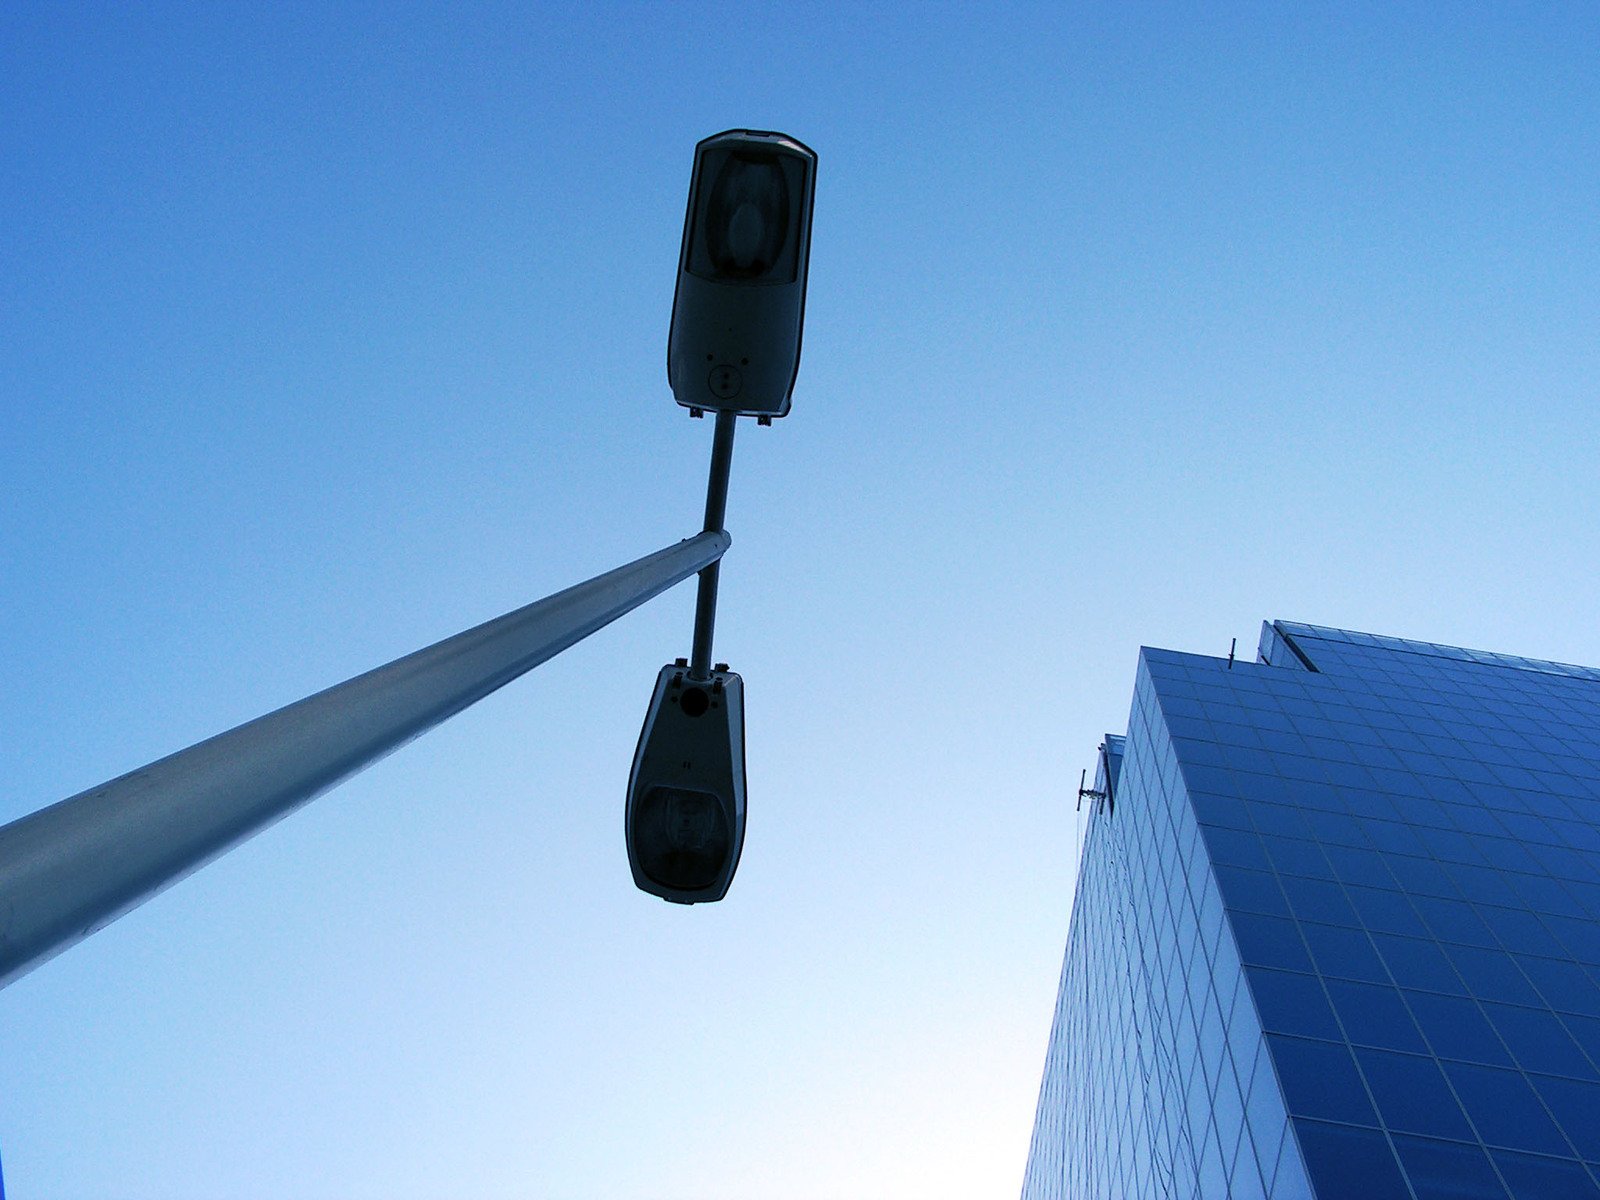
<box><xmin>1354</xmin><ymin>1047</ymin><xmax>1474</xmax><ymax>1139</ymax></box>
<box><xmin>1302</xmin><ymin>922</ymin><xmax>1389</xmax><ymax>983</ymax></box>
<box><xmin>1510</xmin><ymin>874</ymin><xmax>1586</xmax><ymax>919</ymax></box>
<box><xmin>1365</xmin><ymin>820</ymin><xmax>1432</xmax><ymax>855</ymax></box>
<box><xmin>1252</xmin><ymin>802</ymin><xmax>1316</xmax><ymax>839</ymax></box>
<box><xmin>1549</xmin><ymin>915</ymin><xmax>1600</xmax><ymax>965</ymax></box>
<box><xmin>1022</xmin><ymin>628</ymin><xmax>1600</xmax><ymax>1200</ymax></box>
<box><xmin>1450</xmin><ymin>865</ymin><xmax>1525</xmax><ymax>908</ymax></box>
<box><xmin>1196</xmin><ymin>1123</ymin><xmax>1227</xmax><ymax>1197</ymax></box>
<box><xmin>1447</xmin><ymin>945</ymin><xmax>1544</xmax><ymax>1006</ymax></box>
<box><xmin>1324</xmin><ymin>843</ymin><xmax>1396</xmax><ymax>888</ymax></box>
<box><xmin>1481</xmin><ymin>1003</ymin><xmax>1595</xmax><ymax>1079</ymax></box>
<box><xmin>1391</xmin><ymin>1134</ymin><xmax>1510</xmax><ymax>1200</ymax></box>
<box><xmin>1230</xmin><ymin>912</ymin><xmax>1314</xmax><ymax>972</ymax></box>
<box><xmin>1270</xmin><ymin>1121</ymin><xmax>1310</xmax><ymax>1197</ymax></box>
<box><xmin>1266</xmin><ymin>1035</ymin><xmax>1377</xmax><ymax>1125</ymax></box>
<box><xmin>1387</xmin><ymin>855</ymin><xmax>1465</xmax><ymax>899</ymax></box>
<box><xmin>1293</xmin><ymin>1118</ymin><xmax>1410</xmax><ymax>1199</ymax></box>
<box><xmin>1282</xmin><ymin>875</ymin><xmax>1361</xmax><ymax>926</ymax></box>
<box><xmin>1229</xmin><ymin>1138</ymin><xmax>1269</xmax><ymax>1200</ymax></box>
<box><xmin>1443</xmin><ymin>1061</ymin><xmax>1572</xmax><ymax>1155</ymax></box>
<box><xmin>1260</xmin><ymin>832</ymin><xmax>1333</xmax><ymax>876</ymax></box>
<box><xmin>1406</xmin><ymin>991</ymin><xmax>1514</xmax><ymax>1066</ymax></box>
<box><xmin>1489</xmin><ymin>1150</ymin><xmax>1600</xmax><ymax>1200</ymax></box>
<box><xmin>1248</xmin><ymin>968</ymin><xmax>1340</xmax><ymax>1040</ymax></box>
<box><xmin>1304</xmin><ymin>808</ymin><xmax>1368</xmax><ymax>848</ymax></box>
<box><xmin>1325</xmin><ymin>978</ymin><xmax>1426</xmax><ymax>1051</ymax></box>
<box><xmin>1243</xmin><ymin>1042</ymin><xmax>1284</xmax><ymax>1150</ymax></box>
<box><xmin>1371</xmin><ymin>933</ymin><xmax>1469</xmax><ymax>993</ymax></box>
<box><xmin>1213</xmin><ymin>1055</ymin><xmax>1246</xmax><ymax>1141</ymax></box>
<box><xmin>1557</xmin><ymin>1012</ymin><xmax>1600</xmax><ymax>1068</ymax></box>
<box><xmin>1205</xmin><ymin>825</ymin><xmax>1273</xmax><ymax>872</ymax></box>
<box><xmin>1347</xmin><ymin>885</ymin><xmax>1429</xmax><ymax>936</ymax></box>
<box><xmin>1192</xmin><ymin>789</ymin><xmax>1254</xmax><ymax>830</ymax></box>
<box><xmin>1198</xmin><ymin>992</ymin><xmax>1227</xmax><ymax>1086</ymax></box>
<box><xmin>1530</xmin><ymin>1074</ymin><xmax>1600</xmax><ymax>1159</ymax></box>
<box><xmin>1571</xmin><ymin>880</ymin><xmax>1600</xmax><ymax>919</ymax></box>
<box><xmin>1483</xmin><ymin>909</ymin><xmax>1568</xmax><ymax>959</ymax></box>
<box><xmin>1415</xmin><ymin>896</ymin><xmax>1500</xmax><ymax>948</ymax></box>
<box><xmin>1232</xmin><ymin>766</ymin><xmax>1297</xmax><ymax>803</ymax></box>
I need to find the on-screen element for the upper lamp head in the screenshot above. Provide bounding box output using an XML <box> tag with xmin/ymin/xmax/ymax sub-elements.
<box><xmin>668</xmin><ymin>130</ymin><xmax>817</xmax><ymax>420</ymax></box>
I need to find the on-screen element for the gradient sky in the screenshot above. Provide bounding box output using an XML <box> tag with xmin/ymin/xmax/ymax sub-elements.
<box><xmin>4</xmin><ymin>3</ymin><xmax>1599</xmax><ymax>1197</ymax></box>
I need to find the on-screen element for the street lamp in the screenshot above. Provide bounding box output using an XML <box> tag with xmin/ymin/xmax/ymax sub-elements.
<box><xmin>0</xmin><ymin>126</ymin><xmax>816</xmax><ymax>1199</ymax></box>
<box><xmin>626</xmin><ymin>130</ymin><xmax>817</xmax><ymax>903</ymax></box>
<box><xmin>0</xmin><ymin>129</ymin><xmax>817</xmax><ymax>992</ymax></box>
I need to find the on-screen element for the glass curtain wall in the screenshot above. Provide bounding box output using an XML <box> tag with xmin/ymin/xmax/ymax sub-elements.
<box><xmin>1022</xmin><ymin>654</ymin><xmax>1309</xmax><ymax>1200</ymax></box>
<box><xmin>1024</xmin><ymin>622</ymin><xmax>1600</xmax><ymax>1200</ymax></box>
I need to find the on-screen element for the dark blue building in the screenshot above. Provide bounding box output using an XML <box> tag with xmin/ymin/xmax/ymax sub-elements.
<box><xmin>1022</xmin><ymin>622</ymin><xmax>1600</xmax><ymax>1199</ymax></box>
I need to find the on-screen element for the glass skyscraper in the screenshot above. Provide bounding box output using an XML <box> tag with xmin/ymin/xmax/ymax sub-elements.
<box><xmin>1022</xmin><ymin>621</ymin><xmax>1600</xmax><ymax>1199</ymax></box>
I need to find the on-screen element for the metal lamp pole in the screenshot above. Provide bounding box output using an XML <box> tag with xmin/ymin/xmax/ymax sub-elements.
<box><xmin>688</xmin><ymin>410</ymin><xmax>737</xmax><ymax>680</ymax></box>
<box><xmin>0</xmin><ymin>531</ymin><xmax>728</xmax><ymax>991</ymax></box>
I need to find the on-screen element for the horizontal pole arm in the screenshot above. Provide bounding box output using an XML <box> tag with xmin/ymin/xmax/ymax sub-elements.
<box><xmin>0</xmin><ymin>530</ymin><xmax>730</xmax><ymax>990</ymax></box>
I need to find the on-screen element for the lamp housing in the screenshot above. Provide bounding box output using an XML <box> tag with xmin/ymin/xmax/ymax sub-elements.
<box><xmin>625</xmin><ymin>662</ymin><xmax>747</xmax><ymax>903</ymax></box>
<box><xmin>668</xmin><ymin>129</ymin><xmax>817</xmax><ymax>419</ymax></box>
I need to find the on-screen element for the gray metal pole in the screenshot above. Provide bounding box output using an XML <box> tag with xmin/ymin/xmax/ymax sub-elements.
<box><xmin>0</xmin><ymin>530</ymin><xmax>730</xmax><ymax>991</ymax></box>
<box><xmin>689</xmin><ymin>411</ymin><xmax>738</xmax><ymax>680</ymax></box>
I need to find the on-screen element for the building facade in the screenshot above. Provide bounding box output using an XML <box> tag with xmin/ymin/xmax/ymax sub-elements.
<box><xmin>1022</xmin><ymin>622</ymin><xmax>1600</xmax><ymax>1199</ymax></box>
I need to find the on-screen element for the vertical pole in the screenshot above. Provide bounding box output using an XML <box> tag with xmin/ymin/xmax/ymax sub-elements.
<box><xmin>689</xmin><ymin>411</ymin><xmax>738</xmax><ymax>680</ymax></box>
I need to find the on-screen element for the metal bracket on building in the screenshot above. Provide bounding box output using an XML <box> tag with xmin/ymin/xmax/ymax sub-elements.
<box><xmin>1077</xmin><ymin>768</ymin><xmax>1109</xmax><ymax>812</ymax></box>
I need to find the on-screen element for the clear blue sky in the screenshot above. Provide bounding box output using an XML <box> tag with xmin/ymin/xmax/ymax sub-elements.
<box><xmin>3</xmin><ymin>3</ymin><xmax>1598</xmax><ymax>1197</ymax></box>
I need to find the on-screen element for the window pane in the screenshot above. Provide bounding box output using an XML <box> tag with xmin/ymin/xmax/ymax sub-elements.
<box><xmin>1292</xmin><ymin>1119</ymin><xmax>1409</xmax><ymax>1199</ymax></box>
<box><xmin>1530</xmin><ymin>1074</ymin><xmax>1600</xmax><ymax>1159</ymax></box>
<box><xmin>1229</xmin><ymin>1132</ymin><xmax>1269</xmax><ymax>1200</ymax></box>
<box><xmin>1443</xmin><ymin>1061</ymin><xmax>1571</xmax><ymax>1155</ymax></box>
<box><xmin>1446</xmin><ymin>944</ymin><xmax>1543</xmax><ymax>1007</ymax></box>
<box><xmin>1325</xmin><ymin>844</ymin><xmax>1397</xmax><ymax>889</ymax></box>
<box><xmin>1231</xmin><ymin>912</ymin><xmax>1314</xmax><ymax>972</ymax></box>
<box><xmin>1557</xmin><ymin>1012</ymin><xmax>1600</xmax><ymax>1070</ymax></box>
<box><xmin>1480</xmin><ymin>908</ymin><xmax>1566</xmax><ymax>960</ymax></box>
<box><xmin>1391</xmin><ymin>1134</ymin><xmax>1509</xmax><ymax>1200</ymax></box>
<box><xmin>1517</xmin><ymin>957</ymin><xmax>1600</xmax><ymax>1018</ymax></box>
<box><xmin>1205</xmin><ymin>826</ymin><xmax>1272</xmax><ymax>872</ymax></box>
<box><xmin>1216</xmin><ymin>865</ymin><xmax>1291</xmax><ymax>917</ymax></box>
<box><xmin>1489</xmin><ymin>1150</ymin><xmax>1600</xmax><ymax>1200</ymax></box>
<box><xmin>1385</xmin><ymin>858</ymin><xmax>1455</xmax><ymax>902</ymax></box>
<box><xmin>1415</xmin><ymin>896</ymin><xmax>1499</xmax><ymax>948</ymax></box>
<box><xmin>1347</xmin><ymin>885</ymin><xmax>1429</xmax><ymax>937</ymax></box>
<box><xmin>1260</xmin><ymin>832</ymin><xmax>1332</xmax><ymax>877</ymax></box>
<box><xmin>1248</xmin><ymin>968</ymin><xmax>1340</xmax><ymax>1040</ymax></box>
<box><xmin>1267</xmin><ymin>1035</ymin><xmax>1377</xmax><ymax>1125</ymax></box>
<box><xmin>1372</xmin><ymin>933</ymin><xmax>1468</xmax><ymax>994</ymax></box>
<box><xmin>1406</xmin><ymin>992</ymin><xmax>1513</xmax><ymax>1067</ymax></box>
<box><xmin>1243</xmin><ymin>1040</ymin><xmax>1285</xmax><ymax>1153</ymax></box>
<box><xmin>1481</xmin><ymin>1003</ymin><xmax>1595</xmax><ymax>1079</ymax></box>
<box><xmin>1193</xmin><ymin>789</ymin><xmax>1254</xmax><ymax>830</ymax></box>
<box><xmin>1325</xmin><ymin>979</ymin><xmax>1426</xmax><ymax>1052</ymax></box>
<box><xmin>1282</xmin><ymin>876</ymin><xmax>1361</xmax><ymax>927</ymax></box>
<box><xmin>1354</xmin><ymin>1047</ymin><xmax>1474</xmax><ymax>1140</ymax></box>
<box><xmin>1302</xmin><ymin>922</ymin><xmax>1389</xmax><ymax>983</ymax></box>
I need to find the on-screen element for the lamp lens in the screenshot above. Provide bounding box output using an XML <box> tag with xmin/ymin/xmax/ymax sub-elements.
<box><xmin>705</xmin><ymin>153</ymin><xmax>790</xmax><ymax>279</ymax></box>
<box><xmin>635</xmin><ymin>786</ymin><xmax>731</xmax><ymax>891</ymax></box>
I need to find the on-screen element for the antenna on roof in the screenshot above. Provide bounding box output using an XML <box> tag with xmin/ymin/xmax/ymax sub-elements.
<box><xmin>1228</xmin><ymin>637</ymin><xmax>1237</xmax><ymax>669</ymax></box>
